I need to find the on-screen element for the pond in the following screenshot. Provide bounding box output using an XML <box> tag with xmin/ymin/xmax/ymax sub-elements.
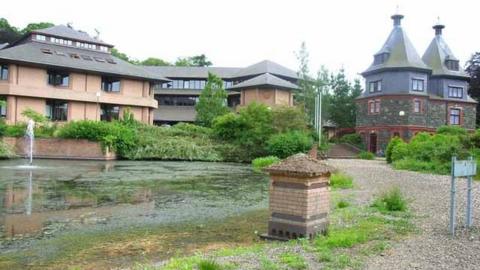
<box><xmin>0</xmin><ymin>159</ymin><xmax>269</xmax><ymax>269</ymax></box>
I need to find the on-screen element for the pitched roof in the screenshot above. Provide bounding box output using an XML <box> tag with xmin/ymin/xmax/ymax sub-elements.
<box><xmin>363</xmin><ymin>15</ymin><xmax>430</xmax><ymax>75</ymax></box>
<box><xmin>228</xmin><ymin>73</ymin><xmax>299</xmax><ymax>90</ymax></box>
<box><xmin>0</xmin><ymin>42</ymin><xmax>168</xmax><ymax>81</ymax></box>
<box><xmin>32</xmin><ymin>25</ymin><xmax>112</xmax><ymax>47</ymax></box>
<box><xmin>233</xmin><ymin>60</ymin><xmax>298</xmax><ymax>79</ymax></box>
<box><xmin>422</xmin><ymin>26</ymin><xmax>469</xmax><ymax>78</ymax></box>
<box><xmin>143</xmin><ymin>66</ymin><xmax>242</xmax><ymax>79</ymax></box>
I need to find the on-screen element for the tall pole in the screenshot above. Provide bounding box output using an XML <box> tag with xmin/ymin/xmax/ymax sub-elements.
<box><xmin>318</xmin><ymin>87</ymin><xmax>322</xmax><ymax>146</ymax></box>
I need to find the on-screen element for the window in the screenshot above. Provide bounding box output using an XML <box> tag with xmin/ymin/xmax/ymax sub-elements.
<box><xmin>0</xmin><ymin>96</ymin><xmax>6</xmax><ymax>117</ymax></box>
<box><xmin>47</xmin><ymin>71</ymin><xmax>69</xmax><ymax>87</ymax></box>
<box><xmin>413</xmin><ymin>100</ymin><xmax>422</xmax><ymax>113</ymax></box>
<box><xmin>101</xmin><ymin>77</ymin><xmax>121</xmax><ymax>92</ymax></box>
<box><xmin>99</xmin><ymin>46</ymin><xmax>108</xmax><ymax>52</ymax></box>
<box><xmin>35</xmin><ymin>34</ymin><xmax>46</xmax><ymax>41</ymax></box>
<box><xmin>448</xmin><ymin>86</ymin><xmax>463</xmax><ymax>98</ymax></box>
<box><xmin>445</xmin><ymin>60</ymin><xmax>459</xmax><ymax>71</ymax></box>
<box><xmin>369</xmin><ymin>80</ymin><xmax>382</xmax><ymax>93</ymax></box>
<box><xmin>70</xmin><ymin>53</ymin><xmax>80</xmax><ymax>59</ymax></box>
<box><xmin>450</xmin><ymin>108</ymin><xmax>461</xmax><ymax>125</ymax></box>
<box><xmin>161</xmin><ymin>82</ymin><xmax>172</xmax><ymax>89</ymax></box>
<box><xmin>412</xmin><ymin>79</ymin><xmax>424</xmax><ymax>91</ymax></box>
<box><xmin>100</xmin><ymin>104</ymin><xmax>120</xmax><ymax>122</ymax></box>
<box><xmin>374</xmin><ymin>53</ymin><xmax>389</xmax><ymax>65</ymax></box>
<box><xmin>156</xmin><ymin>95</ymin><xmax>198</xmax><ymax>106</ymax></box>
<box><xmin>0</xmin><ymin>65</ymin><xmax>8</xmax><ymax>80</ymax></box>
<box><xmin>184</xmin><ymin>80</ymin><xmax>190</xmax><ymax>89</ymax></box>
<box><xmin>45</xmin><ymin>100</ymin><xmax>68</xmax><ymax>121</ymax></box>
<box><xmin>368</xmin><ymin>99</ymin><xmax>381</xmax><ymax>114</ymax></box>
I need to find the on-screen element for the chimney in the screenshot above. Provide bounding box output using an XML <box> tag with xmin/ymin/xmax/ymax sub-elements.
<box><xmin>391</xmin><ymin>14</ymin><xmax>404</xmax><ymax>27</ymax></box>
<box><xmin>433</xmin><ymin>17</ymin><xmax>445</xmax><ymax>36</ymax></box>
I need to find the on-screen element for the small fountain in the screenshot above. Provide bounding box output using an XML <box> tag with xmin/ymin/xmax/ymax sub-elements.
<box><xmin>25</xmin><ymin>119</ymin><xmax>35</xmax><ymax>165</ymax></box>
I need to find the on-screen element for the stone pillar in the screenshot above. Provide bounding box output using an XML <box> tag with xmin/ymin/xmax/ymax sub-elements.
<box><xmin>262</xmin><ymin>153</ymin><xmax>333</xmax><ymax>240</ymax></box>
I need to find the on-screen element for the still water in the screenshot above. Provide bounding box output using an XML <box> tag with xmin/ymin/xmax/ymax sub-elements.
<box><xmin>0</xmin><ymin>159</ymin><xmax>269</xmax><ymax>268</ymax></box>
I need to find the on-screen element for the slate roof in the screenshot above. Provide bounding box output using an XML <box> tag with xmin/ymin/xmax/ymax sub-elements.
<box><xmin>228</xmin><ymin>73</ymin><xmax>299</xmax><ymax>90</ymax></box>
<box><xmin>143</xmin><ymin>66</ymin><xmax>242</xmax><ymax>79</ymax></box>
<box><xmin>0</xmin><ymin>41</ymin><xmax>169</xmax><ymax>81</ymax></box>
<box><xmin>233</xmin><ymin>60</ymin><xmax>298</xmax><ymax>79</ymax></box>
<box><xmin>31</xmin><ymin>25</ymin><xmax>112</xmax><ymax>47</ymax></box>
<box><xmin>363</xmin><ymin>14</ymin><xmax>430</xmax><ymax>75</ymax></box>
<box><xmin>422</xmin><ymin>25</ymin><xmax>469</xmax><ymax>78</ymax></box>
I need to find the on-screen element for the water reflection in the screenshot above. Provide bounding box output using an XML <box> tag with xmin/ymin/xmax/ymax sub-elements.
<box><xmin>0</xmin><ymin>160</ymin><xmax>268</xmax><ymax>240</ymax></box>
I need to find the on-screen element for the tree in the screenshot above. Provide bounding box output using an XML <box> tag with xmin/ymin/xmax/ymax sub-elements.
<box><xmin>0</xmin><ymin>18</ymin><xmax>20</xmax><ymax>44</ymax></box>
<box><xmin>466</xmin><ymin>52</ymin><xmax>480</xmax><ymax>127</ymax></box>
<box><xmin>141</xmin><ymin>57</ymin><xmax>171</xmax><ymax>66</ymax></box>
<box><xmin>175</xmin><ymin>54</ymin><xmax>213</xmax><ymax>67</ymax></box>
<box><xmin>195</xmin><ymin>72</ymin><xmax>229</xmax><ymax>127</ymax></box>
<box><xmin>20</xmin><ymin>22</ymin><xmax>54</xmax><ymax>34</ymax></box>
<box><xmin>174</xmin><ymin>57</ymin><xmax>192</xmax><ymax>66</ymax></box>
<box><xmin>295</xmin><ymin>42</ymin><xmax>318</xmax><ymax>125</ymax></box>
<box><xmin>327</xmin><ymin>69</ymin><xmax>362</xmax><ymax>128</ymax></box>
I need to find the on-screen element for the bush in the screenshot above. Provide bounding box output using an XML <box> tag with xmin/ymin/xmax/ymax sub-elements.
<box><xmin>0</xmin><ymin>140</ymin><xmax>16</xmax><ymax>158</ymax></box>
<box><xmin>266</xmin><ymin>131</ymin><xmax>313</xmax><ymax>159</ymax></box>
<box><xmin>391</xmin><ymin>141</ymin><xmax>409</xmax><ymax>162</ymax></box>
<box><xmin>372</xmin><ymin>187</ymin><xmax>407</xmax><ymax>212</ymax></box>
<box><xmin>252</xmin><ymin>156</ymin><xmax>280</xmax><ymax>171</ymax></box>
<box><xmin>393</xmin><ymin>158</ymin><xmax>450</xmax><ymax>174</ymax></box>
<box><xmin>212</xmin><ymin>113</ymin><xmax>245</xmax><ymax>140</ymax></box>
<box><xmin>4</xmin><ymin>123</ymin><xmax>26</xmax><ymax>137</ymax></box>
<box><xmin>0</xmin><ymin>118</ymin><xmax>6</xmax><ymax>137</ymax></box>
<box><xmin>271</xmin><ymin>106</ymin><xmax>308</xmax><ymax>133</ymax></box>
<box><xmin>198</xmin><ymin>259</ymin><xmax>223</xmax><ymax>270</ymax></box>
<box><xmin>330</xmin><ymin>173</ymin><xmax>353</xmax><ymax>189</ymax></box>
<box><xmin>338</xmin><ymin>133</ymin><xmax>364</xmax><ymax>149</ymax></box>
<box><xmin>336</xmin><ymin>200</ymin><xmax>350</xmax><ymax>209</ymax></box>
<box><xmin>358</xmin><ymin>151</ymin><xmax>375</xmax><ymax>160</ymax></box>
<box><xmin>386</xmin><ymin>136</ymin><xmax>403</xmax><ymax>163</ymax></box>
<box><xmin>436</xmin><ymin>125</ymin><xmax>468</xmax><ymax>136</ymax></box>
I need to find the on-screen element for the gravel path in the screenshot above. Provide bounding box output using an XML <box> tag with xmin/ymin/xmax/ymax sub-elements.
<box><xmin>328</xmin><ymin>159</ymin><xmax>480</xmax><ymax>270</ymax></box>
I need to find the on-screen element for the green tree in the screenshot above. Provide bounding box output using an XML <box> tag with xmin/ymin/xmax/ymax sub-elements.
<box><xmin>195</xmin><ymin>72</ymin><xmax>229</xmax><ymax>127</ymax></box>
<box><xmin>20</xmin><ymin>22</ymin><xmax>54</xmax><ymax>34</ymax></box>
<box><xmin>175</xmin><ymin>54</ymin><xmax>213</xmax><ymax>67</ymax></box>
<box><xmin>111</xmin><ymin>48</ymin><xmax>138</xmax><ymax>64</ymax></box>
<box><xmin>0</xmin><ymin>18</ymin><xmax>20</xmax><ymax>44</ymax></box>
<box><xmin>327</xmin><ymin>69</ymin><xmax>362</xmax><ymax>128</ymax></box>
<box><xmin>174</xmin><ymin>57</ymin><xmax>192</xmax><ymax>66</ymax></box>
<box><xmin>295</xmin><ymin>42</ymin><xmax>317</xmax><ymax>124</ymax></box>
<box><xmin>466</xmin><ymin>52</ymin><xmax>480</xmax><ymax>127</ymax></box>
<box><xmin>141</xmin><ymin>57</ymin><xmax>171</xmax><ymax>66</ymax></box>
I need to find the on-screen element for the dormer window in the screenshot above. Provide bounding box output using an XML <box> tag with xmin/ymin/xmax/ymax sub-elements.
<box><xmin>411</xmin><ymin>79</ymin><xmax>424</xmax><ymax>92</ymax></box>
<box><xmin>35</xmin><ymin>34</ymin><xmax>46</xmax><ymax>41</ymax></box>
<box><xmin>374</xmin><ymin>53</ymin><xmax>389</xmax><ymax>65</ymax></box>
<box><xmin>445</xmin><ymin>59</ymin><xmax>459</xmax><ymax>71</ymax></box>
<box><xmin>369</xmin><ymin>80</ymin><xmax>382</xmax><ymax>93</ymax></box>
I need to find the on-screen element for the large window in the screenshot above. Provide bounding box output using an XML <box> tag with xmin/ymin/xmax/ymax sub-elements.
<box><xmin>369</xmin><ymin>80</ymin><xmax>382</xmax><ymax>93</ymax></box>
<box><xmin>156</xmin><ymin>95</ymin><xmax>198</xmax><ymax>106</ymax></box>
<box><xmin>448</xmin><ymin>86</ymin><xmax>463</xmax><ymax>98</ymax></box>
<box><xmin>0</xmin><ymin>96</ymin><xmax>6</xmax><ymax>117</ymax></box>
<box><xmin>47</xmin><ymin>70</ymin><xmax>69</xmax><ymax>87</ymax></box>
<box><xmin>450</xmin><ymin>108</ymin><xmax>461</xmax><ymax>125</ymax></box>
<box><xmin>102</xmin><ymin>77</ymin><xmax>121</xmax><ymax>92</ymax></box>
<box><xmin>100</xmin><ymin>104</ymin><xmax>120</xmax><ymax>122</ymax></box>
<box><xmin>411</xmin><ymin>79</ymin><xmax>424</xmax><ymax>91</ymax></box>
<box><xmin>1</xmin><ymin>65</ymin><xmax>9</xmax><ymax>80</ymax></box>
<box><xmin>45</xmin><ymin>99</ymin><xmax>68</xmax><ymax>121</ymax></box>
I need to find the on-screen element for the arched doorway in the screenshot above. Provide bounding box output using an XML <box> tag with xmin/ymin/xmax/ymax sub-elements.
<box><xmin>369</xmin><ymin>133</ymin><xmax>377</xmax><ymax>153</ymax></box>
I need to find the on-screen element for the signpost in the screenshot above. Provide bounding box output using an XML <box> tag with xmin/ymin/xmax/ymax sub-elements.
<box><xmin>449</xmin><ymin>156</ymin><xmax>476</xmax><ymax>236</ymax></box>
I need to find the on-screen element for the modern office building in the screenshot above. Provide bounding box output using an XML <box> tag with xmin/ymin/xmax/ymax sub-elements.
<box><xmin>0</xmin><ymin>25</ymin><xmax>168</xmax><ymax>124</ymax></box>
<box><xmin>145</xmin><ymin>60</ymin><xmax>298</xmax><ymax>125</ymax></box>
<box><xmin>356</xmin><ymin>13</ymin><xmax>476</xmax><ymax>153</ymax></box>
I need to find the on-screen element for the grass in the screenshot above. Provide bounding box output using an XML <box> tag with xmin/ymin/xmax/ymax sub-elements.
<box><xmin>259</xmin><ymin>255</ymin><xmax>280</xmax><ymax>270</ymax></box>
<box><xmin>358</xmin><ymin>151</ymin><xmax>375</xmax><ymax>160</ymax></box>
<box><xmin>278</xmin><ymin>252</ymin><xmax>307</xmax><ymax>270</ymax></box>
<box><xmin>330</xmin><ymin>173</ymin><xmax>354</xmax><ymax>189</ymax></box>
<box><xmin>198</xmin><ymin>259</ymin><xmax>223</xmax><ymax>270</ymax></box>
<box><xmin>252</xmin><ymin>156</ymin><xmax>280</xmax><ymax>172</ymax></box>
<box><xmin>371</xmin><ymin>187</ymin><xmax>407</xmax><ymax>212</ymax></box>
<box><xmin>336</xmin><ymin>199</ymin><xmax>350</xmax><ymax>209</ymax></box>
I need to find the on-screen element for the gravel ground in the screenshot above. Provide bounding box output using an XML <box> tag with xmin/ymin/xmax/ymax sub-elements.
<box><xmin>328</xmin><ymin>159</ymin><xmax>480</xmax><ymax>270</ymax></box>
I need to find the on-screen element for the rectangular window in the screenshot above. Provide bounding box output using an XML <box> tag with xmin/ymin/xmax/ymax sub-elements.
<box><xmin>156</xmin><ymin>95</ymin><xmax>198</xmax><ymax>106</ymax></box>
<box><xmin>0</xmin><ymin>96</ymin><xmax>6</xmax><ymax>117</ymax></box>
<box><xmin>368</xmin><ymin>100</ymin><xmax>381</xmax><ymax>114</ymax></box>
<box><xmin>200</xmin><ymin>80</ymin><xmax>206</xmax><ymax>89</ymax></box>
<box><xmin>369</xmin><ymin>80</ymin><xmax>382</xmax><ymax>93</ymax></box>
<box><xmin>414</xmin><ymin>100</ymin><xmax>421</xmax><ymax>113</ymax></box>
<box><xmin>450</xmin><ymin>108</ymin><xmax>461</xmax><ymax>125</ymax></box>
<box><xmin>45</xmin><ymin>99</ymin><xmax>68</xmax><ymax>121</ymax></box>
<box><xmin>0</xmin><ymin>64</ymin><xmax>8</xmax><ymax>80</ymax></box>
<box><xmin>448</xmin><ymin>86</ymin><xmax>463</xmax><ymax>98</ymax></box>
<box><xmin>100</xmin><ymin>104</ymin><xmax>120</xmax><ymax>122</ymax></box>
<box><xmin>184</xmin><ymin>80</ymin><xmax>190</xmax><ymax>89</ymax></box>
<box><xmin>35</xmin><ymin>34</ymin><xmax>46</xmax><ymax>41</ymax></box>
<box><xmin>47</xmin><ymin>70</ymin><xmax>69</xmax><ymax>87</ymax></box>
<box><xmin>412</xmin><ymin>79</ymin><xmax>424</xmax><ymax>91</ymax></box>
<box><xmin>374</xmin><ymin>100</ymin><xmax>381</xmax><ymax>113</ymax></box>
<box><xmin>101</xmin><ymin>77</ymin><xmax>121</xmax><ymax>92</ymax></box>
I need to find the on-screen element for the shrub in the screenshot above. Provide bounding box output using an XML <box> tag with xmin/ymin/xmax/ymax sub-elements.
<box><xmin>330</xmin><ymin>173</ymin><xmax>353</xmax><ymax>189</ymax></box>
<box><xmin>21</xmin><ymin>108</ymin><xmax>49</xmax><ymax>124</ymax></box>
<box><xmin>198</xmin><ymin>259</ymin><xmax>223</xmax><ymax>270</ymax></box>
<box><xmin>338</xmin><ymin>133</ymin><xmax>363</xmax><ymax>148</ymax></box>
<box><xmin>391</xmin><ymin>140</ymin><xmax>409</xmax><ymax>162</ymax></box>
<box><xmin>436</xmin><ymin>125</ymin><xmax>468</xmax><ymax>136</ymax></box>
<box><xmin>252</xmin><ymin>156</ymin><xmax>280</xmax><ymax>171</ymax></box>
<box><xmin>386</xmin><ymin>136</ymin><xmax>402</xmax><ymax>163</ymax></box>
<box><xmin>393</xmin><ymin>158</ymin><xmax>450</xmax><ymax>174</ymax></box>
<box><xmin>0</xmin><ymin>140</ymin><xmax>16</xmax><ymax>158</ymax></box>
<box><xmin>4</xmin><ymin>123</ymin><xmax>26</xmax><ymax>137</ymax></box>
<box><xmin>271</xmin><ymin>106</ymin><xmax>308</xmax><ymax>133</ymax></box>
<box><xmin>266</xmin><ymin>131</ymin><xmax>313</xmax><ymax>158</ymax></box>
<box><xmin>212</xmin><ymin>113</ymin><xmax>245</xmax><ymax>140</ymax></box>
<box><xmin>371</xmin><ymin>187</ymin><xmax>407</xmax><ymax>212</ymax></box>
<box><xmin>0</xmin><ymin>118</ymin><xmax>6</xmax><ymax>137</ymax></box>
<box><xmin>358</xmin><ymin>151</ymin><xmax>375</xmax><ymax>160</ymax></box>
<box><xmin>336</xmin><ymin>200</ymin><xmax>350</xmax><ymax>209</ymax></box>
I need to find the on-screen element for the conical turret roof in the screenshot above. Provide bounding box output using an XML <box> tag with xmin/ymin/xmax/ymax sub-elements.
<box><xmin>422</xmin><ymin>23</ymin><xmax>469</xmax><ymax>78</ymax></box>
<box><xmin>362</xmin><ymin>14</ymin><xmax>430</xmax><ymax>76</ymax></box>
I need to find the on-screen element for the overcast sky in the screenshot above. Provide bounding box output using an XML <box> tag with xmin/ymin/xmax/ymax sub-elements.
<box><xmin>1</xmin><ymin>0</ymin><xmax>479</xmax><ymax>81</ymax></box>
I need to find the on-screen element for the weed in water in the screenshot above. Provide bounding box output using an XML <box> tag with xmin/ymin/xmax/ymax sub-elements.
<box><xmin>278</xmin><ymin>252</ymin><xmax>307</xmax><ymax>270</ymax></box>
<box><xmin>330</xmin><ymin>173</ymin><xmax>353</xmax><ymax>189</ymax></box>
